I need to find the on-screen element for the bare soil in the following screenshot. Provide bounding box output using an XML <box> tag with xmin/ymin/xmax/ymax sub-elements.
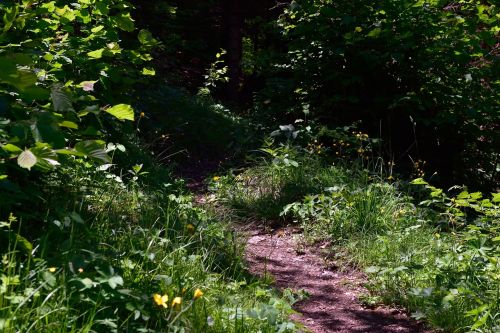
<box><xmin>243</xmin><ymin>225</ymin><xmax>430</xmax><ymax>333</ymax></box>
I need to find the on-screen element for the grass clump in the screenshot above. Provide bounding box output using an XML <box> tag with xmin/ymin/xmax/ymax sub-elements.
<box><xmin>215</xmin><ymin>138</ymin><xmax>499</xmax><ymax>333</ymax></box>
<box><xmin>0</xmin><ymin>158</ymin><xmax>298</xmax><ymax>332</ymax></box>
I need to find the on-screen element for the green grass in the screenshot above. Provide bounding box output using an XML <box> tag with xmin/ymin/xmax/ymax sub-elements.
<box><xmin>214</xmin><ymin>146</ymin><xmax>500</xmax><ymax>333</ymax></box>
<box><xmin>0</xmin><ymin>159</ymin><xmax>298</xmax><ymax>332</ymax></box>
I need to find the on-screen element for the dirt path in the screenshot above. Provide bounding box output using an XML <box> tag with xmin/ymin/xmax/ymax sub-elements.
<box><xmin>243</xmin><ymin>225</ymin><xmax>429</xmax><ymax>333</ymax></box>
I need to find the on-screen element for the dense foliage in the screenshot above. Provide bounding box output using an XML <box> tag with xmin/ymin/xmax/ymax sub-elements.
<box><xmin>0</xmin><ymin>0</ymin><xmax>157</xmax><ymax>213</ymax></box>
<box><xmin>214</xmin><ymin>134</ymin><xmax>499</xmax><ymax>332</ymax></box>
<box><xmin>274</xmin><ymin>0</ymin><xmax>499</xmax><ymax>188</ymax></box>
<box><xmin>0</xmin><ymin>0</ymin><xmax>498</xmax><ymax>332</ymax></box>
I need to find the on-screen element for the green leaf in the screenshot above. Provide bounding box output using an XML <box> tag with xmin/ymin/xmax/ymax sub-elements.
<box><xmin>51</xmin><ymin>85</ymin><xmax>74</xmax><ymax>112</ymax></box>
<box><xmin>91</xmin><ymin>25</ymin><xmax>104</xmax><ymax>33</ymax></box>
<box><xmin>1</xmin><ymin>144</ymin><xmax>22</xmax><ymax>154</ymax></box>
<box><xmin>87</xmin><ymin>48</ymin><xmax>104</xmax><ymax>59</ymax></box>
<box><xmin>20</xmin><ymin>86</ymin><xmax>50</xmax><ymax>101</ymax></box>
<box><xmin>75</xmin><ymin>140</ymin><xmax>111</xmax><ymax>163</ymax></box>
<box><xmin>2</xmin><ymin>5</ymin><xmax>19</xmax><ymax>32</ymax></box>
<box><xmin>58</xmin><ymin>121</ymin><xmax>78</xmax><ymax>129</ymax></box>
<box><xmin>42</xmin><ymin>271</ymin><xmax>57</xmax><ymax>288</ymax></box>
<box><xmin>79</xmin><ymin>277</ymin><xmax>95</xmax><ymax>289</ymax></box>
<box><xmin>107</xmin><ymin>275</ymin><xmax>124</xmax><ymax>289</ymax></box>
<box><xmin>411</xmin><ymin>178</ymin><xmax>428</xmax><ymax>185</ymax></box>
<box><xmin>55</xmin><ymin>149</ymin><xmax>85</xmax><ymax>157</ymax></box>
<box><xmin>31</xmin><ymin>145</ymin><xmax>60</xmax><ymax>171</ymax></box>
<box><xmin>0</xmin><ymin>66</ymin><xmax>37</xmax><ymax>91</ymax></box>
<box><xmin>113</xmin><ymin>13</ymin><xmax>135</xmax><ymax>32</ymax></box>
<box><xmin>142</xmin><ymin>68</ymin><xmax>155</xmax><ymax>76</ymax></box>
<box><xmin>138</xmin><ymin>29</ymin><xmax>155</xmax><ymax>45</ymax></box>
<box><xmin>17</xmin><ymin>150</ymin><xmax>37</xmax><ymax>170</ymax></box>
<box><xmin>367</xmin><ymin>27</ymin><xmax>382</xmax><ymax>38</ymax></box>
<box><xmin>105</xmin><ymin>104</ymin><xmax>134</xmax><ymax>121</ymax></box>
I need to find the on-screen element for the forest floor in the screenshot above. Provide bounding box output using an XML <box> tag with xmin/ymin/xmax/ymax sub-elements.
<box><xmin>241</xmin><ymin>224</ymin><xmax>429</xmax><ymax>333</ymax></box>
<box><xmin>186</xmin><ymin>166</ymin><xmax>431</xmax><ymax>333</ymax></box>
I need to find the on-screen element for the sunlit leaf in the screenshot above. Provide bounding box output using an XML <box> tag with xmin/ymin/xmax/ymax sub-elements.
<box><xmin>105</xmin><ymin>104</ymin><xmax>134</xmax><ymax>121</ymax></box>
<box><xmin>87</xmin><ymin>48</ymin><xmax>104</xmax><ymax>59</ymax></box>
<box><xmin>17</xmin><ymin>150</ymin><xmax>37</xmax><ymax>170</ymax></box>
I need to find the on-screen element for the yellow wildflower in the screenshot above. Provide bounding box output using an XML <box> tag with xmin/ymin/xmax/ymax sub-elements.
<box><xmin>172</xmin><ymin>296</ymin><xmax>182</xmax><ymax>307</ymax></box>
<box><xmin>213</xmin><ymin>176</ymin><xmax>220</xmax><ymax>181</ymax></box>
<box><xmin>153</xmin><ymin>294</ymin><xmax>168</xmax><ymax>308</ymax></box>
<box><xmin>48</xmin><ymin>267</ymin><xmax>56</xmax><ymax>273</ymax></box>
<box><xmin>140</xmin><ymin>112</ymin><xmax>145</xmax><ymax>117</ymax></box>
<box><xmin>387</xmin><ymin>175</ymin><xmax>394</xmax><ymax>181</ymax></box>
<box><xmin>193</xmin><ymin>288</ymin><xmax>204</xmax><ymax>299</ymax></box>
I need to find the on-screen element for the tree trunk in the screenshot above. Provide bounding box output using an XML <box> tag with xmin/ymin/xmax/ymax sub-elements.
<box><xmin>221</xmin><ymin>0</ymin><xmax>244</xmax><ymax>101</ymax></box>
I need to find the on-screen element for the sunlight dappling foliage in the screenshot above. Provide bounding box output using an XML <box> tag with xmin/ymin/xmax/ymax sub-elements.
<box><xmin>0</xmin><ymin>0</ymin><xmax>498</xmax><ymax>332</ymax></box>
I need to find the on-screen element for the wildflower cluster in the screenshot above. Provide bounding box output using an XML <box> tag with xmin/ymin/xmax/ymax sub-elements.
<box><xmin>153</xmin><ymin>288</ymin><xmax>203</xmax><ymax>310</ymax></box>
<box><xmin>354</xmin><ymin>131</ymin><xmax>372</xmax><ymax>160</ymax></box>
<box><xmin>412</xmin><ymin>159</ymin><xmax>426</xmax><ymax>178</ymax></box>
<box><xmin>331</xmin><ymin>139</ymin><xmax>350</xmax><ymax>157</ymax></box>
<box><xmin>306</xmin><ymin>140</ymin><xmax>325</xmax><ymax>155</ymax></box>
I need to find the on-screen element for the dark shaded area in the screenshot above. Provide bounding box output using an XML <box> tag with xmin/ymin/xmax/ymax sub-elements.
<box><xmin>130</xmin><ymin>1</ymin><xmax>498</xmax><ymax>190</ymax></box>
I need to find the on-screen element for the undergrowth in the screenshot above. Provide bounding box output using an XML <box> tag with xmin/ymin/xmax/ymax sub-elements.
<box><xmin>0</xmin><ymin>158</ymin><xmax>298</xmax><ymax>332</ymax></box>
<box><xmin>214</xmin><ymin>132</ymin><xmax>500</xmax><ymax>333</ymax></box>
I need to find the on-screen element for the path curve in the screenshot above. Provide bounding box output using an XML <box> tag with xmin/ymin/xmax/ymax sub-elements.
<box><xmin>244</xmin><ymin>226</ymin><xmax>430</xmax><ymax>333</ymax></box>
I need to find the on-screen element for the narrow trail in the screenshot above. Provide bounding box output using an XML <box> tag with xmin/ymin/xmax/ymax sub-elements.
<box><xmin>188</xmin><ymin>172</ymin><xmax>429</xmax><ymax>333</ymax></box>
<box><xmin>242</xmin><ymin>225</ymin><xmax>430</xmax><ymax>333</ymax></box>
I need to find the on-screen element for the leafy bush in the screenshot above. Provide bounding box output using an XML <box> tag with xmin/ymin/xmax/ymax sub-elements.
<box><xmin>276</xmin><ymin>0</ymin><xmax>499</xmax><ymax>188</ymax></box>
<box><xmin>282</xmin><ymin>167</ymin><xmax>499</xmax><ymax>332</ymax></box>
<box><xmin>215</xmin><ymin>132</ymin><xmax>499</xmax><ymax>332</ymax></box>
<box><xmin>0</xmin><ymin>161</ymin><xmax>298</xmax><ymax>332</ymax></box>
<box><xmin>0</xmin><ymin>0</ymin><xmax>156</xmax><ymax>213</ymax></box>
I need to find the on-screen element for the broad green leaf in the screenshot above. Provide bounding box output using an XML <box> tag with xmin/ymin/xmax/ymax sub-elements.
<box><xmin>0</xmin><ymin>66</ymin><xmax>37</xmax><ymax>91</ymax></box>
<box><xmin>79</xmin><ymin>277</ymin><xmax>95</xmax><ymax>289</ymax></box>
<box><xmin>91</xmin><ymin>25</ymin><xmax>104</xmax><ymax>33</ymax></box>
<box><xmin>107</xmin><ymin>275</ymin><xmax>124</xmax><ymax>289</ymax></box>
<box><xmin>20</xmin><ymin>86</ymin><xmax>50</xmax><ymax>101</ymax></box>
<box><xmin>87</xmin><ymin>48</ymin><xmax>104</xmax><ymax>59</ymax></box>
<box><xmin>17</xmin><ymin>150</ymin><xmax>37</xmax><ymax>170</ymax></box>
<box><xmin>138</xmin><ymin>29</ymin><xmax>155</xmax><ymax>45</ymax></box>
<box><xmin>58</xmin><ymin>121</ymin><xmax>78</xmax><ymax>129</ymax></box>
<box><xmin>2</xmin><ymin>5</ymin><xmax>19</xmax><ymax>32</ymax></box>
<box><xmin>51</xmin><ymin>85</ymin><xmax>74</xmax><ymax>112</ymax></box>
<box><xmin>75</xmin><ymin>140</ymin><xmax>111</xmax><ymax>163</ymax></box>
<box><xmin>105</xmin><ymin>104</ymin><xmax>134</xmax><ymax>121</ymax></box>
<box><xmin>55</xmin><ymin>149</ymin><xmax>85</xmax><ymax>157</ymax></box>
<box><xmin>1</xmin><ymin>144</ymin><xmax>22</xmax><ymax>154</ymax></box>
<box><xmin>31</xmin><ymin>145</ymin><xmax>60</xmax><ymax>171</ymax></box>
<box><xmin>113</xmin><ymin>13</ymin><xmax>134</xmax><ymax>32</ymax></box>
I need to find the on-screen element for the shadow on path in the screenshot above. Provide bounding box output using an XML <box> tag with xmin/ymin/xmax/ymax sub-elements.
<box><xmin>244</xmin><ymin>227</ymin><xmax>430</xmax><ymax>333</ymax></box>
